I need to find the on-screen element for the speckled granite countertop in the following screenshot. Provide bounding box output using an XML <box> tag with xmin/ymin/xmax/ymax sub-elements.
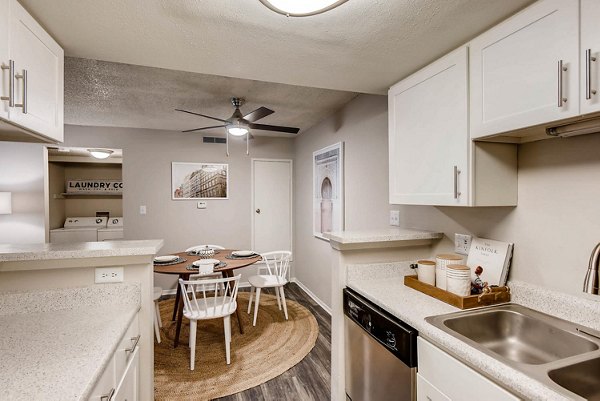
<box><xmin>0</xmin><ymin>283</ymin><xmax>140</xmax><ymax>401</ymax></box>
<box><xmin>346</xmin><ymin>262</ymin><xmax>600</xmax><ymax>401</ymax></box>
<box><xmin>0</xmin><ymin>239</ymin><xmax>164</xmax><ymax>263</ymax></box>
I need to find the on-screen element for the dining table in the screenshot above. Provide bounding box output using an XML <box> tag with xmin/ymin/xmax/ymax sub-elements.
<box><xmin>153</xmin><ymin>249</ymin><xmax>262</xmax><ymax>348</ymax></box>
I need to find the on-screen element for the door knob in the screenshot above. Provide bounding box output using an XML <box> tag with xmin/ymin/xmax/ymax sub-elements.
<box><xmin>255</xmin><ymin>208</ymin><xmax>261</xmax><ymax>214</ymax></box>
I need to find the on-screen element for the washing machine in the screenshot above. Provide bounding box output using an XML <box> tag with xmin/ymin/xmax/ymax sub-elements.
<box><xmin>98</xmin><ymin>217</ymin><xmax>124</xmax><ymax>241</ymax></box>
<box><xmin>49</xmin><ymin>217</ymin><xmax>108</xmax><ymax>243</ymax></box>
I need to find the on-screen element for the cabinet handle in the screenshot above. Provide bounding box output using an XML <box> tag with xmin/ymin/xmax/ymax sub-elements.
<box><xmin>0</xmin><ymin>60</ymin><xmax>14</xmax><ymax>107</ymax></box>
<box><xmin>15</xmin><ymin>69</ymin><xmax>27</xmax><ymax>114</ymax></box>
<box><xmin>100</xmin><ymin>388</ymin><xmax>115</xmax><ymax>401</ymax></box>
<box><xmin>125</xmin><ymin>335</ymin><xmax>140</xmax><ymax>354</ymax></box>
<box><xmin>586</xmin><ymin>49</ymin><xmax>597</xmax><ymax>100</ymax></box>
<box><xmin>453</xmin><ymin>165</ymin><xmax>461</xmax><ymax>199</ymax></box>
<box><xmin>557</xmin><ymin>60</ymin><xmax>567</xmax><ymax>107</ymax></box>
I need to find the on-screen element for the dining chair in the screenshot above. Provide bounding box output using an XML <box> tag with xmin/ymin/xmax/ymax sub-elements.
<box><xmin>153</xmin><ymin>286</ymin><xmax>163</xmax><ymax>343</ymax></box>
<box><xmin>247</xmin><ymin>251</ymin><xmax>292</xmax><ymax>326</ymax></box>
<box><xmin>179</xmin><ymin>274</ymin><xmax>241</xmax><ymax>370</ymax></box>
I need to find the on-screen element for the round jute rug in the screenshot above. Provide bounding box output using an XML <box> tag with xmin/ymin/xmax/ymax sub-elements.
<box><xmin>154</xmin><ymin>291</ymin><xmax>319</xmax><ymax>400</ymax></box>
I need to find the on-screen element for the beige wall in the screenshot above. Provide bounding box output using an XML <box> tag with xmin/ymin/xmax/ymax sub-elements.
<box><xmin>294</xmin><ymin>94</ymin><xmax>600</xmax><ymax>308</ymax></box>
<box><xmin>63</xmin><ymin>125</ymin><xmax>295</xmax><ymax>290</ymax></box>
<box><xmin>0</xmin><ymin>142</ymin><xmax>47</xmax><ymax>244</ymax></box>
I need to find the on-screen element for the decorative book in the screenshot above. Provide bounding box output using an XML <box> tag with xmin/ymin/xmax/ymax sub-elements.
<box><xmin>466</xmin><ymin>237</ymin><xmax>514</xmax><ymax>286</ymax></box>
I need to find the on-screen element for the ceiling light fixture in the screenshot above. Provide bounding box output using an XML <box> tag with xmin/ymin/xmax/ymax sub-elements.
<box><xmin>259</xmin><ymin>0</ymin><xmax>348</xmax><ymax>17</ymax></box>
<box><xmin>227</xmin><ymin>124</ymin><xmax>249</xmax><ymax>137</ymax></box>
<box><xmin>87</xmin><ymin>148</ymin><xmax>114</xmax><ymax>159</ymax></box>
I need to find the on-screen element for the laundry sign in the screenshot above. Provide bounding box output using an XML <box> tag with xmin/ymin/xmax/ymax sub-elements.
<box><xmin>66</xmin><ymin>180</ymin><xmax>123</xmax><ymax>194</ymax></box>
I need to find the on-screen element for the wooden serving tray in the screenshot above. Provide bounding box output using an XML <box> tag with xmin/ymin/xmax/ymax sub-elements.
<box><xmin>404</xmin><ymin>275</ymin><xmax>510</xmax><ymax>309</ymax></box>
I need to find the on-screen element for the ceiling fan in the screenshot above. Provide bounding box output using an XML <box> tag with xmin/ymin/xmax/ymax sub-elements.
<box><xmin>176</xmin><ymin>98</ymin><xmax>300</xmax><ymax>155</ymax></box>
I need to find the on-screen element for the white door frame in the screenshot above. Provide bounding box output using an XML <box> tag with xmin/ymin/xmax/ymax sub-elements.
<box><xmin>251</xmin><ymin>158</ymin><xmax>293</xmax><ymax>258</ymax></box>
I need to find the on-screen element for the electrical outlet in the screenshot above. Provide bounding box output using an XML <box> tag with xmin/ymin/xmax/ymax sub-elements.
<box><xmin>389</xmin><ymin>210</ymin><xmax>400</xmax><ymax>226</ymax></box>
<box><xmin>197</xmin><ymin>201</ymin><xmax>207</xmax><ymax>209</ymax></box>
<box><xmin>139</xmin><ymin>205</ymin><xmax>146</xmax><ymax>215</ymax></box>
<box><xmin>455</xmin><ymin>233</ymin><xmax>472</xmax><ymax>255</ymax></box>
<box><xmin>95</xmin><ymin>267</ymin><xmax>124</xmax><ymax>283</ymax></box>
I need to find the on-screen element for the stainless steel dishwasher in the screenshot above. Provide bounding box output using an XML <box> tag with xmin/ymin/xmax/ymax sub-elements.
<box><xmin>344</xmin><ymin>288</ymin><xmax>418</xmax><ymax>401</ymax></box>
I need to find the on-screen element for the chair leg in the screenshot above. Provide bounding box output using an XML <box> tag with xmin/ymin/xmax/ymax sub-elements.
<box><xmin>189</xmin><ymin>320</ymin><xmax>197</xmax><ymax>370</ymax></box>
<box><xmin>280</xmin><ymin>286</ymin><xmax>289</xmax><ymax>320</ymax></box>
<box><xmin>224</xmin><ymin>315</ymin><xmax>231</xmax><ymax>364</ymax></box>
<box><xmin>247</xmin><ymin>287</ymin><xmax>255</xmax><ymax>314</ymax></box>
<box><xmin>275</xmin><ymin>287</ymin><xmax>282</xmax><ymax>310</ymax></box>
<box><xmin>154</xmin><ymin>302</ymin><xmax>161</xmax><ymax>344</ymax></box>
<box><xmin>155</xmin><ymin>301</ymin><xmax>163</xmax><ymax>328</ymax></box>
<box><xmin>253</xmin><ymin>288</ymin><xmax>261</xmax><ymax>326</ymax></box>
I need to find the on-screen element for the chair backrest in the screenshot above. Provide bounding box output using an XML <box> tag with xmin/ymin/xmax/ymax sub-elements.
<box><xmin>179</xmin><ymin>274</ymin><xmax>241</xmax><ymax>318</ymax></box>
<box><xmin>260</xmin><ymin>251</ymin><xmax>292</xmax><ymax>279</ymax></box>
<box><xmin>185</xmin><ymin>244</ymin><xmax>226</xmax><ymax>252</ymax></box>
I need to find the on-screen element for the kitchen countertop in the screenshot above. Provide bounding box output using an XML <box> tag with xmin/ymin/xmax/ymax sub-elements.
<box><xmin>324</xmin><ymin>228</ymin><xmax>443</xmax><ymax>250</ymax></box>
<box><xmin>0</xmin><ymin>283</ymin><xmax>140</xmax><ymax>401</ymax></box>
<box><xmin>0</xmin><ymin>239</ymin><xmax>164</xmax><ymax>263</ymax></box>
<box><xmin>346</xmin><ymin>262</ymin><xmax>600</xmax><ymax>401</ymax></box>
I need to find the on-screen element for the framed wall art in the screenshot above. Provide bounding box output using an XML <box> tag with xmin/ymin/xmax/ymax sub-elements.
<box><xmin>172</xmin><ymin>162</ymin><xmax>229</xmax><ymax>200</ymax></box>
<box><xmin>313</xmin><ymin>142</ymin><xmax>344</xmax><ymax>240</ymax></box>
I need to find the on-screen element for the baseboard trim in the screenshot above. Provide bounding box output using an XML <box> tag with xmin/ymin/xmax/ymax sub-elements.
<box><xmin>291</xmin><ymin>277</ymin><xmax>332</xmax><ymax>315</ymax></box>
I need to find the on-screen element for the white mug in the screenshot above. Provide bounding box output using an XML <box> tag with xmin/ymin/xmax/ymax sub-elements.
<box><xmin>416</xmin><ymin>260</ymin><xmax>436</xmax><ymax>286</ymax></box>
<box><xmin>198</xmin><ymin>262</ymin><xmax>213</xmax><ymax>274</ymax></box>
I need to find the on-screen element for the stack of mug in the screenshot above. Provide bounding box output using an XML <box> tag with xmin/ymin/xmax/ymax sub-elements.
<box><xmin>414</xmin><ymin>253</ymin><xmax>471</xmax><ymax>296</ymax></box>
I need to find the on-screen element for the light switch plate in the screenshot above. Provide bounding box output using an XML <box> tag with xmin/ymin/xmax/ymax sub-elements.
<box><xmin>197</xmin><ymin>201</ymin><xmax>207</xmax><ymax>209</ymax></box>
<box><xmin>139</xmin><ymin>205</ymin><xmax>146</xmax><ymax>215</ymax></box>
<box><xmin>455</xmin><ymin>233</ymin><xmax>472</xmax><ymax>255</ymax></box>
<box><xmin>389</xmin><ymin>210</ymin><xmax>400</xmax><ymax>226</ymax></box>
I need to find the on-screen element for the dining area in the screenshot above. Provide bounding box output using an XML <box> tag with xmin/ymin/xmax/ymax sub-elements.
<box><xmin>151</xmin><ymin>245</ymin><xmax>321</xmax><ymax>400</ymax></box>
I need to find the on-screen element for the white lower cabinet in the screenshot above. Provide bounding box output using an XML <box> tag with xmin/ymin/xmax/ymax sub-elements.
<box><xmin>417</xmin><ymin>337</ymin><xmax>520</xmax><ymax>401</ymax></box>
<box><xmin>88</xmin><ymin>314</ymin><xmax>140</xmax><ymax>401</ymax></box>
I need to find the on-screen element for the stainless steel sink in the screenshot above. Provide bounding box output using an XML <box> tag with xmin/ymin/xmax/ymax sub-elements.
<box><xmin>549</xmin><ymin>358</ymin><xmax>600</xmax><ymax>400</ymax></box>
<box><xmin>441</xmin><ymin>308</ymin><xmax>598</xmax><ymax>364</ymax></box>
<box><xmin>426</xmin><ymin>304</ymin><xmax>600</xmax><ymax>399</ymax></box>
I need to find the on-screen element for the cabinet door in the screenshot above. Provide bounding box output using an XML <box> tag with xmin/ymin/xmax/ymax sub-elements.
<box><xmin>389</xmin><ymin>46</ymin><xmax>468</xmax><ymax>206</ymax></box>
<box><xmin>581</xmin><ymin>0</ymin><xmax>600</xmax><ymax>114</ymax></box>
<box><xmin>9</xmin><ymin>0</ymin><xmax>63</xmax><ymax>142</ymax></box>
<box><xmin>417</xmin><ymin>374</ymin><xmax>451</xmax><ymax>401</ymax></box>
<box><xmin>114</xmin><ymin>346</ymin><xmax>140</xmax><ymax>401</ymax></box>
<box><xmin>470</xmin><ymin>0</ymin><xmax>579</xmax><ymax>139</ymax></box>
<box><xmin>0</xmin><ymin>0</ymin><xmax>9</xmax><ymax>120</ymax></box>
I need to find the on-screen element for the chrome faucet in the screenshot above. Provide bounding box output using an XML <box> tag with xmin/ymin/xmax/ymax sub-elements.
<box><xmin>583</xmin><ymin>242</ymin><xmax>600</xmax><ymax>295</ymax></box>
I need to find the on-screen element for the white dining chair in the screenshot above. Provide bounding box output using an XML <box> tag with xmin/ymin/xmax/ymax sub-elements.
<box><xmin>247</xmin><ymin>251</ymin><xmax>292</xmax><ymax>326</ymax></box>
<box><xmin>153</xmin><ymin>286</ymin><xmax>163</xmax><ymax>343</ymax></box>
<box><xmin>179</xmin><ymin>274</ymin><xmax>241</xmax><ymax>370</ymax></box>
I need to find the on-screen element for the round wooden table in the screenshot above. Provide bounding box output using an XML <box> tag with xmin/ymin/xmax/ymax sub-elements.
<box><xmin>153</xmin><ymin>249</ymin><xmax>261</xmax><ymax>347</ymax></box>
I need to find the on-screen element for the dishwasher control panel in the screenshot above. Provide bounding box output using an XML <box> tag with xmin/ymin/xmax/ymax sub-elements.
<box><xmin>343</xmin><ymin>287</ymin><xmax>418</xmax><ymax>367</ymax></box>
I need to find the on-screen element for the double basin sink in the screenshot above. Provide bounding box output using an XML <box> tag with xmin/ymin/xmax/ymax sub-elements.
<box><xmin>426</xmin><ymin>304</ymin><xmax>600</xmax><ymax>400</ymax></box>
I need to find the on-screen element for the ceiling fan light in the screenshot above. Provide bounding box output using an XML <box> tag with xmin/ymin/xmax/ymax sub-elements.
<box><xmin>228</xmin><ymin>126</ymin><xmax>249</xmax><ymax>137</ymax></box>
<box><xmin>260</xmin><ymin>0</ymin><xmax>348</xmax><ymax>16</ymax></box>
<box><xmin>87</xmin><ymin>148</ymin><xmax>114</xmax><ymax>159</ymax></box>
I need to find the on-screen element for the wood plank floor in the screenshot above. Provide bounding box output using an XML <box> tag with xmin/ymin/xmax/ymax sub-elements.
<box><xmin>214</xmin><ymin>283</ymin><xmax>331</xmax><ymax>401</ymax></box>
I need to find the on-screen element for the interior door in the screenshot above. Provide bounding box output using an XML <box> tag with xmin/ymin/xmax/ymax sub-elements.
<box><xmin>581</xmin><ymin>0</ymin><xmax>600</xmax><ymax>114</ymax></box>
<box><xmin>469</xmin><ymin>0</ymin><xmax>579</xmax><ymax>138</ymax></box>
<box><xmin>252</xmin><ymin>159</ymin><xmax>292</xmax><ymax>255</ymax></box>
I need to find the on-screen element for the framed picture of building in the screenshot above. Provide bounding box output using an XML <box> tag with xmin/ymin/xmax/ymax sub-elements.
<box><xmin>313</xmin><ymin>142</ymin><xmax>344</xmax><ymax>240</ymax></box>
<box><xmin>171</xmin><ymin>162</ymin><xmax>228</xmax><ymax>200</ymax></box>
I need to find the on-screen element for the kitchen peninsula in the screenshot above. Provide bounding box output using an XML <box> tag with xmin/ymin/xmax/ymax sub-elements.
<box><xmin>0</xmin><ymin>240</ymin><xmax>163</xmax><ymax>401</ymax></box>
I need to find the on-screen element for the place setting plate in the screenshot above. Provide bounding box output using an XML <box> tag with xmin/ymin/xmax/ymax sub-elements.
<box><xmin>154</xmin><ymin>255</ymin><xmax>186</xmax><ymax>266</ymax></box>
<box><xmin>226</xmin><ymin>250</ymin><xmax>260</xmax><ymax>260</ymax></box>
<box><xmin>186</xmin><ymin>259</ymin><xmax>227</xmax><ymax>271</ymax></box>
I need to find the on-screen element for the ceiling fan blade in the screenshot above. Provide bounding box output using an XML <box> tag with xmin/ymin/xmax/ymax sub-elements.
<box><xmin>249</xmin><ymin>123</ymin><xmax>300</xmax><ymax>134</ymax></box>
<box><xmin>175</xmin><ymin>109</ymin><xmax>229</xmax><ymax>123</ymax></box>
<box><xmin>182</xmin><ymin>125</ymin><xmax>228</xmax><ymax>133</ymax></box>
<box><xmin>243</xmin><ymin>107</ymin><xmax>274</xmax><ymax>122</ymax></box>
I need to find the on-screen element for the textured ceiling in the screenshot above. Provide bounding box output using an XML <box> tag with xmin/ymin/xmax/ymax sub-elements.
<box><xmin>64</xmin><ymin>57</ymin><xmax>357</xmax><ymax>135</ymax></box>
<box><xmin>21</xmin><ymin>0</ymin><xmax>533</xmax><ymax>94</ymax></box>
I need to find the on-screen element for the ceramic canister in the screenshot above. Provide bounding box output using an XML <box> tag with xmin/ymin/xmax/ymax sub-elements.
<box><xmin>446</xmin><ymin>264</ymin><xmax>472</xmax><ymax>296</ymax></box>
<box><xmin>416</xmin><ymin>260</ymin><xmax>436</xmax><ymax>286</ymax></box>
<box><xmin>435</xmin><ymin>254</ymin><xmax>464</xmax><ymax>290</ymax></box>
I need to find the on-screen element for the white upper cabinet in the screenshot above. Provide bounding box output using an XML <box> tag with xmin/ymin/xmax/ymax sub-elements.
<box><xmin>389</xmin><ymin>47</ymin><xmax>469</xmax><ymax>206</ymax></box>
<box><xmin>0</xmin><ymin>0</ymin><xmax>9</xmax><ymax>121</ymax></box>
<box><xmin>470</xmin><ymin>0</ymin><xmax>579</xmax><ymax>139</ymax></box>
<box><xmin>580</xmin><ymin>0</ymin><xmax>600</xmax><ymax>115</ymax></box>
<box><xmin>0</xmin><ymin>0</ymin><xmax>63</xmax><ymax>143</ymax></box>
